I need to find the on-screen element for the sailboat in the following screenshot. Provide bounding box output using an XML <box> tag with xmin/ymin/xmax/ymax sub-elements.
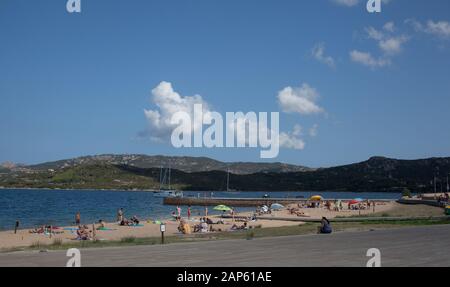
<box><xmin>153</xmin><ymin>166</ymin><xmax>183</xmax><ymax>198</ymax></box>
<box><xmin>225</xmin><ymin>168</ymin><xmax>238</xmax><ymax>193</ymax></box>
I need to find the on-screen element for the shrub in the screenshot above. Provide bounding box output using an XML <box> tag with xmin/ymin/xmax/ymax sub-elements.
<box><xmin>51</xmin><ymin>238</ymin><xmax>63</xmax><ymax>246</ymax></box>
<box><xmin>121</xmin><ymin>237</ymin><xmax>136</xmax><ymax>243</ymax></box>
<box><xmin>402</xmin><ymin>188</ymin><xmax>412</xmax><ymax>198</ymax></box>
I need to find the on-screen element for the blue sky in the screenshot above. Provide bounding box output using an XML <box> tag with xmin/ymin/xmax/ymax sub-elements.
<box><xmin>1</xmin><ymin>0</ymin><xmax>450</xmax><ymax>168</ymax></box>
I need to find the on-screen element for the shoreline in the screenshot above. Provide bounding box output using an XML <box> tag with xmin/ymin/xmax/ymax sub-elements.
<box><xmin>0</xmin><ymin>186</ymin><xmax>411</xmax><ymax>194</ymax></box>
<box><xmin>0</xmin><ymin>201</ymin><xmax>400</xmax><ymax>250</ymax></box>
<box><xmin>0</xmin><ymin>201</ymin><xmax>447</xmax><ymax>251</ymax></box>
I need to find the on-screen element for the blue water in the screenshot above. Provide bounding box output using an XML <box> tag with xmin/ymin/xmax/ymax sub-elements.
<box><xmin>0</xmin><ymin>189</ymin><xmax>402</xmax><ymax>231</ymax></box>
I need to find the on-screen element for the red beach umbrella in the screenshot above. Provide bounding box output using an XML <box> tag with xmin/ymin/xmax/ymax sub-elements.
<box><xmin>348</xmin><ymin>199</ymin><xmax>360</xmax><ymax>205</ymax></box>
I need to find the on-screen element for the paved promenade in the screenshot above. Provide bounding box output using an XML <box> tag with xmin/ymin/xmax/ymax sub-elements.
<box><xmin>1</xmin><ymin>225</ymin><xmax>449</xmax><ymax>267</ymax></box>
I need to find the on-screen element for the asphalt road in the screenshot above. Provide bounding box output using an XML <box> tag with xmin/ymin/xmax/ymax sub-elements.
<box><xmin>1</xmin><ymin>225</ymin><xmax>449</xmax><ymax>267</ymax></box>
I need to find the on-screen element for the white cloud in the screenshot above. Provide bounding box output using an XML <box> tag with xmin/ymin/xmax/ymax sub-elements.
<box><xmin>408</xmin><ymin>19</ymin><xmax>450</xmax><ymax>39</ymax></box>
<box><xmin>279</xmin><ymin>132</ymin><xmax>305</xmax><ymax>150</ymax></box>
<box><xmin>366</xmin><ymin>26</ymin><xmax>385</xmax><ymax>41</ymax></box>
<box><xmin>365</xmin><ymin>24</ymin><xmax>408</xmax><ymax>55</ymax></box>
<box><xmin>277</xmin><ymin>84</ymin><xmax>325</xmax><ymax>115</ymax></box>
<box><xmin>292</xmin><ymin>124</ymin><xmax>303</xmax><ymax>137</ymax></box>
<box><xmin>352</xmin><ymin>22</ymin><xmax>408</xmax><ymax>68</ymax></box>
<box><xmin>142</xmin><ymin>81</ymin><xmax>214</xmax><ymax>142</ymax></box>
<box><xmin>426</xmin><ymin>20</ymin><xmax>450</xmax><ymax>38</ymax></box>
<box><xmin>309</xmin><ymin>124</ymin><xmax>319</xmax><ymax>137</ymax></box>
<box><xmin>350</xmin><ymin>50</ymin><xmax>391</xmax><ymax>68</ymax></box>
<box><xmin>379</xmin><ymin>35</ymin><xmax>408</xmax><ymax>55</ymax></box>
<box><xmin>312</xmin><ymin>43</ymin><xmax>336</xmax><ymax>68</ymax></box>
<box><xmin>332</xmin><ymin>0</ymin><xmax>392</xmax><ymax>7</ymax></box>
<box><xmin>383</xmin><ymin>21</ymin><xmax>396</xmax><ymax>33</ymax></box>
<box><xmin>332</xmin><ymin>0</ymin><xmax>359</xmax><ymax>7</ymax></box>
<box><xmin>142</xmin><ymin>81</ymin><xmax>309</xmax><ymax>152</ymax></box>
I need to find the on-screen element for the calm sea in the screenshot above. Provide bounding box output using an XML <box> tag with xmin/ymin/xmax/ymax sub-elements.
<box><xmin>0</xmin><ymin>189</ymin><xmax>402</xmax><ymax>231</ymax></box>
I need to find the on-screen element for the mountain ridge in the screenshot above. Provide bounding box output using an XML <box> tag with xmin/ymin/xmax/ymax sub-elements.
<box><xmin>1</xmin><ymin>155</ymin><xmax>450</xmax><ymax>192</ymax></box>
<box><xmin>24</xmin><ymin>154</ymin><xmax>313</xmax><ymax>175</ymax></box>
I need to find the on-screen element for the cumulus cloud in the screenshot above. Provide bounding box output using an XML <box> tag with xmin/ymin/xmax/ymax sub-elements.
<box><xmin>142</xmin><ymin>81</ymin><xmax>309</xmax><ymax>152</ymax></box>
<box><xmin>365</xmin><ymin>24</ymin><xmax>409</xmax><ymax>55</ymax></box>
<box><xmin>277</xmin><ymin>84</ymin><xmax>325</xmax><ymax>115</ymax></box>
<box><xmin>383</xmin><ymin>21</ymin><xmax>396</xmax><ymax>33</ymax></box>
<box><xmin>311</xmin><ymin>43</ymin><xmax>336</xmax><ymax>68</ymax></box>
<box><xmin>351</xmin><ymin>22</ymin><xmax>408</xmax><ymax>68</ymax></box>
<box><xmin>379</xmin><ymin>35</ymin><xmax>409</xmax><ymax>55</ymax></box>
<box><xmin>279</xmin><ymin>132</ymin><xmax>305</xmax><ymax>150</ymax></box>
<box><xmin>332</xmin><ymin>0</ymin><xmax>392</xmax><ymax>7</ymax></box>
<box><xmin>350</xmin><ymin>50</ymin><xmax>391</xmax><ymax>68</ymax></box>
<box><xmin>141</xmin><ymin>81</ymin><xmax>214</xmax><ymax>142</ymax></box>
<box><xmin>407</xmin><ymin>19</ymin><xmax>450</xmax><ymax>39</ymax></box>
<box><xmin>332</xmin><ymin>0</ymin><xmax>359</xmax><ymax>7</ymax></box>
<box><xmin>309</xmin><ymin>124</ymin><xmax>319</xmax><ymax>137</ymax></box>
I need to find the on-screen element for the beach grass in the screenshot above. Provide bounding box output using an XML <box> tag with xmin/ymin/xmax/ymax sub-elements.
<box><xmin>1</xmin><ymin>218</ymin><xmax>448</xmax><ymax>253</ymax></box>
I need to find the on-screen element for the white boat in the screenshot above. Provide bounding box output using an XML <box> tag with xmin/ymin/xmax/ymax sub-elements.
<box><xmin>153</xmin><ymin>166</ymin><xmax>183</xmax><ymax>198</ymax></box>
<box><xmin>153</xmin><ymin>190</ymin><xmax>183</xmax><ymax>198</ymax></box>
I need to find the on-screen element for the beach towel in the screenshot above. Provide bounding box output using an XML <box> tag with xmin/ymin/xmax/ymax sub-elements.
<box><xmin>97</xmin><ymin>227</ymin><xmax>116</xmax><ymax>231</ymax></box>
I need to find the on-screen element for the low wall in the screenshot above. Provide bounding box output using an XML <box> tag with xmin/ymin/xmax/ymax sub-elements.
<box><xmin>222</xmin><ymin>215</ymin><xmax>450</xmax><ymax>223</ymax></box>
<box><xmin>397</xmin><ymin>198</ymin><xmax>446</xmax><ymax>208</ymax></box>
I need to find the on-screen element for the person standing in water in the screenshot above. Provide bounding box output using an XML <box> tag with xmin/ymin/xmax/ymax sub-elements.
<box><xmin>75</xmin><ymin>212</ymin><xmax>81</xmax><ymax>225</ymax></box>
<box><xmin>187</xmin><ymin>206</ymin><xmax>191</xmax><ymax>220</ymax></box>
<box><xmin>177</xmin><ymin>206</ymin><xmax>181</xmax><ymax>220</ymax></box>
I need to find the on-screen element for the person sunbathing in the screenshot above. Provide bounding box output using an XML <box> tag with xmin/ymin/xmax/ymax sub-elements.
<box><xmin>120</xmin><ymin>219</ymin><xmax>131</xmax><ymax>226</ymax></box>
<box><xmin>29</xmin><ymin>226</ymin><xmax>45</xmax><ymax>234</ymax></box>
<box><xmin>96</xmin><ymin>220</ymin><xmax>106</xmax><ymax>230</ymax></box>
<box><xmin>76</xmin><ymin>226</ymin><xmax>90</xmax><ymax>240</ymax></box>
<box><xmin>295</xmin><ymin>211</ymin><xmax>310</xmax><ymax>217</ymax></box>
<box><xmin>231</xmin><ymin>223</ymin><xmax>248</xmax><ymax>231</ymax></box>
<box><xmin>130</xmin><ymin>216</ymin><xmax>140</xmax><ymax>225</ymax></box>
<box><xmin>200</xmin><ymin>222</ymin><xmax>209</xmax><ymax>233</ymax></box>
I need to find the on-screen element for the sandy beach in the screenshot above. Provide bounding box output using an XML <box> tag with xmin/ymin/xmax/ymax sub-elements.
<box><xmin>0</xmin><ymin>200</ymin><xmax>398</xmax><ymax>250</ymax></box>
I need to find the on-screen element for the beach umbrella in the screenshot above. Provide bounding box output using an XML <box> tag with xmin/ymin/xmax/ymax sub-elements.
<box><xmin>310</xmin><ymin>195</ymin><xmax>323</xmax><ymax>201</ymax></box>
<box><xmin>213</xmin><ymin>205</ymin><xmax>232</xmax><ymax>212</ymax></box>
<box><xmin>348</xmin><ymin>199</ymin><xmax>360</xmax><ymax>205</ymax></box>
<box><xmin>271</xmin><ymin>203</ymin><xmax>285</xmax><ymax>210</ymax></box>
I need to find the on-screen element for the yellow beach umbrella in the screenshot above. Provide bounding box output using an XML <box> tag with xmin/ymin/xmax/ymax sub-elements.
<box><xmin>310</xmin><ymin>195</ymin><xmax>323</xmax><ymax>201</ymax></box>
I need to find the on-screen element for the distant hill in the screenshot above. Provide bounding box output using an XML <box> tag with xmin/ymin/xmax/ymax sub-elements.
<box><xmin>27</xmin><ymin>154</ymin><xmax>312</xmax><ymax>174</ymax></box>
<box><xmin>1</xmin><ymin>155</ymin><xmax>449</xmax><ymax>192</ymax></box>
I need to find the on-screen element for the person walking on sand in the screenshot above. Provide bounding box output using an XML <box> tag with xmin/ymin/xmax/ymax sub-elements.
<box><xmin>187</xmin><ymin>206</ymin><xmax>191</xmax><ymax>220</ymax></box>
<box><xmin>205</xmin><ymin>206</ymin><xmax>208</xmax><ymax>217</ymax></box>
<box><xmin>75</xmin><ymin>212</ymin><xmax>81</xmax><ymax>225</ymax></box>
<box><xmin>117</xmin><ymin>208</ymin><xmax>124</xmax><ymax>223</ymax></box>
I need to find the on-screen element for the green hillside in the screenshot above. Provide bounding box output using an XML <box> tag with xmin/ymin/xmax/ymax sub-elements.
<box><xmin>1</xmin><ymin>156</ymin><xmax>449</xmax><ymax>192</ymax></box>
